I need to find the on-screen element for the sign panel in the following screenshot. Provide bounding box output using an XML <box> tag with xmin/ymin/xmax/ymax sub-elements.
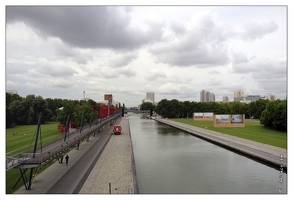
<box><xmin>231</xmin><ymin>114</ymin><xmax>243</xmax><ymax>123</ymax></box>
<box><xmin>194</xmin><ymin>113</ymin><xmax>203</xmax><ymax>118</ymax></box>
<box><xmin>203</xmin><ymin>113</ymin><xmax>213</xmax><ymax>118</ymax></box>
<box><xmin>215</xmin><ymin>115</ymin><xmax>229</xmax><ymax>124</ymax></box>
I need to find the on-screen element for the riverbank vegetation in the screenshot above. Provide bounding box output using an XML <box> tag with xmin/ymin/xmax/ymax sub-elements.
<box><xmin>172</xmin><ymin>118</ymin><xmax>287</xmax><ymax>149</ymax></box>
<box><xmin>154</xmin><ymin>98</ymin><xmax>287</xmax><ymax>132</ymax></box>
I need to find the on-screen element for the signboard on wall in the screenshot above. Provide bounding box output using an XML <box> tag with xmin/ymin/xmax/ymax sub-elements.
<box><xmin>214</xmin><ymin>114</ymin><xmax>245</xmax><ymax>127</ymax></box>
<box><xmin>194</xmin><ymin>113</ymin><xmax>203</xmax><ymax>118</ymax></box>
<box><xmin>231</xmin><ymin>114</ymin><xmax>243</xmax><ymax>123</ymax></box>
<box><xmin>204</xmin><ymin>112</ymin><xmax>214</xmax><ymax>119</ymax></box>
<box><xmin>215</xmin><ymin>115</ymin><xmax>229</xmax><ymax>124</ymax></box>
<box><xmin>194</xmin><ymin>113</ymin><xmax>214</xmax><ymax>121</ymax></box>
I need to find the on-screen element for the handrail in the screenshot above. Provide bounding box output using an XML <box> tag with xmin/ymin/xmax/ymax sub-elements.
<box><xmin>6</xmin><ymin>114</ymin><xmax>121</xmax><ymax>169</ymax></box>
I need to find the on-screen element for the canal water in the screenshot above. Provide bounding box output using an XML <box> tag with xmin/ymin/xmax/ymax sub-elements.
<box><xmin>128</xmin><ymin>114</ymin><xmax>287</xmax><ymax>194</ymax></box>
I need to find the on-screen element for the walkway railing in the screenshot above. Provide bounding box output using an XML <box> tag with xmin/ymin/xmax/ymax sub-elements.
<box><xmin>6</xmin><ymin>114</ymin><xmax>121</xmax><ymax>170</ymax></box>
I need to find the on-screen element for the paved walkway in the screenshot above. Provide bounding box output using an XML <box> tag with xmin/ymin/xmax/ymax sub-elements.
<box><xmin>14</xmin><ymin>123</ymin><xmax>114</xmax><ymax>194</ymax></box>
<box><xmin>14</xmin><ymin>117</ymin><xmax>137</xmax><ymax>194</ymax></box>
<box><xmin>79</xmin><ymin>117</ymin><xmax>137</xmax><ymax>194</ymax></box>
<box><xmin>155</xmin><ymin>118</ymin><xmax>287</xmax><ymax>169</ymax></box>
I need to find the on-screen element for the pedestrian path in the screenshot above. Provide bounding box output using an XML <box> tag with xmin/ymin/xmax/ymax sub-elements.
<box><xmin>79</xmin><ymin>117</ymin><xmax>137</xmax><ymax>194</ymax></box>
<box><xmin>14</xmin><ymin>124</ymin><xmax>113</xmax><ymax>194</ymax></box>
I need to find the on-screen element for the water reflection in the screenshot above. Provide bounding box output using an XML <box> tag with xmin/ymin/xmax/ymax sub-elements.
<box><xmin>129</xmin><ymin>114</ymin><xmax>287</xmax><ymax>194</ymax></box>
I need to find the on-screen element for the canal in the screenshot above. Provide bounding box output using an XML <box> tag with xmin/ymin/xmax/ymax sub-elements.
<box><xmin>129</xmin><ymin>113</ymin><xmax>287</xmax><ymax>194</ymax></box>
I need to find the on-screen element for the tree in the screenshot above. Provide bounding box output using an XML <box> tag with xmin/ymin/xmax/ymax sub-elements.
<box><xmin>140</xmin><ymin>102</ymin><xmax>155</xmax><ymax>111</ymax></box>
<box><xmin>260</xmin><ymin>100</ymin><xmax>287</xmax><ymax>131</ymax></box>
<box><xmin>248</xmin><ymin>99</ymin><xmax>269</xmax><ymax>119</ymax></box>
<box><xmin>72</xmin><ymin>102</ymin><xmax>93</xmax><ymax>127</ymax></box>
<box><xmin>56</xmin><ymin>100</ymin><xmax>74</xmax><ymax>125</ymax></box>
<box><xmin>46</xmin><ymin>98</ymin><xmax>63</xmax><ymax>121</ymax></box>
<box><xmin>6</xmin><ymin>106</ymin><xmax>14</xmax><ymax>128</ymax></box>
<box><xmin>155</xmin><ymin>99</ymin><xmax>170</xmax><ymax>118</ymax></box>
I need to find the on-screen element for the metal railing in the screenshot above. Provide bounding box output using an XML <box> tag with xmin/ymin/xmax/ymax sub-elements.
<box><xmin>6</xmin><ymin>114</ymin><xmax>121</xmax><ymax>170</ymax></box>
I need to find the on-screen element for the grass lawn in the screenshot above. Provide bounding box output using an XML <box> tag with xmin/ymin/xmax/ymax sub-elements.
<box><xmin>171</xmin><ymin>118</ymin><xmax>287</xmax><ymax>149</ymax></box>
<box><xmin>6</xmin><ymin>122</ymin><xmax>62</xmax><ymax>194</ymax></box>
<box><xmin>6</xmin><ymin>122</ymin><xmax>63</xmax><ymax>154</ymax></box>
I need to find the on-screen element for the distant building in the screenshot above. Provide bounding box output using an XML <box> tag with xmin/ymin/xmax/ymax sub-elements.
<box><xmin>146</xmin><ymin>92</ymin><xmax>155</xmax><ymax>103</ymax></box>
<box><xmin>264</xmin><ymin>93</ymin><xmax>276</xmax><ymax>101</ymax></box>
<box><xmin>200</xmin><ymin>90</ymin><xmax>215</xmax><ymax>102</ymax></box>
<box><xmin>142</xmin><ymin>92</ymin><xmax>155</xmax><ymax>104</ymax></box>
<box><xmin>142</xmin><ymin>98</ymin><xmax>153</xmax><ymax>104</ymax></box>
<box><xmin>6</xmin><ymin>90</ymin><xmax>18</xmax><ymax>95</ymax></box>
<box><xmin>234</xmin><ymin>90</ymin><xmax>244</xmax><ymax>102</ymax></box>
<box><xmin>104</xmin><ymin>94</ymin><xmax>113</xmax><ymax>106</ymax></box>
<box><xmin>240</xmin><ymin>95</ymin><xmax>261</xmax><ymax>103</ymax></box>
<box><xmin>222</xmin><ymin>96</ymin><xmax>229</xmax><ymax>102</ymax></box>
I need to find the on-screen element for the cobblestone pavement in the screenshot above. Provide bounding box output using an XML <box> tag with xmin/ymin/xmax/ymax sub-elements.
<box><xmin>79</xmin><ymin>117</ymin><xmax>136</xmax><ymax>194</ymax></box>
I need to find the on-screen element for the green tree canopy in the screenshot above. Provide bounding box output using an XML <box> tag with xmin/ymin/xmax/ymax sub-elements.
<box><xmin>140</xmin><ymin>102</ymin><xmax>156</xmax><ymax>111</ymax></box>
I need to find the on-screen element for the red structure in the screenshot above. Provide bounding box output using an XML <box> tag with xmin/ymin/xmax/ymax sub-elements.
<box><xmin>58</xmin><ymin>124</ymin><xmax>66</xmax><ymax>133</ymax></box>
<box><xmin>58</xmin><ymin>103</ymin><xmax>122</xmax><ymax>132</ymax></box>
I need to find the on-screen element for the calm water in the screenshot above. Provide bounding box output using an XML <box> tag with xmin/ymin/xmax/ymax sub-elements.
<box><xmin>129</xmin><ymin>114</ymin><xmax>287</xmax><ymax>194</ymax></box>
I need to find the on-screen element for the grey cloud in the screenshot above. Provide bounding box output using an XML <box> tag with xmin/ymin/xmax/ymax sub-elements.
<box><xmin>169</xmin><ymin>21</ymin><xmax>186</xmax><ymax>35</ymax></box>
<box><xmin>148</xmin><ymin>14</ymin><xmax>230</xmax><ymax>67</ymax></box>
<box><xmin>231</xmin><ymin>51</ymin><xmax>249</xmax><ymax>65</ymax></box>
<box><xmin>117</xmin><ymin>67</ymin><xmax>137</xmax><ymax>77</ymax></box>
<box><xmin>49</xmin><ymin>38</ymin><xmax>93</xmax><ymax>64</ymax></box>
<box><xmin>109</xmin><ymin>52</ymin><xmax>138</xmax><ymax>68</ymax></box>
<box><xmin>145</xmin><ymin>69</ymin><xmax>167</xmax><ymax>81</ymax></box>
<box><xmin>150</xmin><ymin>41</ymin><xmax>229</xmax><ymax>67</ymax></box>
<box><xmin>6</xmin><ymin>6</ymin><xmax>163</xmax><ymax>50</ymax></box>
<box><xmin>232</xmin><ymin>57</ymin><xmax>286</xmax><ymax>98</ymax></box>
<box><xmin>241</xmin><ymin>21</ymin><xmax>278</xmax><ymax>41</ymax></box>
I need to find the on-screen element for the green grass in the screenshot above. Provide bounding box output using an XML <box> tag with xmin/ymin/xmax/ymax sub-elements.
<box><xmin>6</xmin><ymin>122</ymin><xmax>63</xmax><ymax>154</ymax></box>
<box><xmin>6</xmin><ymin>122</ymin><xmax>62</xmax><ymax>194</ymax></box>
<box><xmin>171</xmin><ymin>119</ymin><xmax>287</xmax><ymax>149</ymax></box>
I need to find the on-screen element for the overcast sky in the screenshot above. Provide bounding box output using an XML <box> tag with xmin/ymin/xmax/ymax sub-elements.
<box><xmin>4</xmin><ymin>3</ymin><xmax>288</xmax><ymax>107</ymax></box>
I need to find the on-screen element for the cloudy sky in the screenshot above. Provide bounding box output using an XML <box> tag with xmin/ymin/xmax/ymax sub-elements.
<box><xmin>4</xmin><ymin>3</ymin><xmax>288</xmax><ymax>107</ymax></box>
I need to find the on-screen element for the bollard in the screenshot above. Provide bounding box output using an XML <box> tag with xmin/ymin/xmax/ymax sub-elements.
<box><xmin>109</xmin><ymin>183</ymin><xmax>112</xmax><ymax>194</ymax></box>
<box><xmin>32</xmin><ymin>174</ymin><xmax>35</xmax><ymax>182</ymax></box>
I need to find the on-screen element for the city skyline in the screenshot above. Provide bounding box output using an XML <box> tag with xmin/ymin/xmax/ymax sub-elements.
<box><xmin>4</xmin><ymin>4</ymin><xmax>288</xmax><ymax>107</ymax></box>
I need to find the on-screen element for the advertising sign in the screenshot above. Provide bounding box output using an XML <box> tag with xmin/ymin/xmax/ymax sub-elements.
<box><xmin>194</xmin><ymin>113</ymin><xmax>203</xmax><ymax>118</ymax></box>
<box><xmin>215</xmin><ymin>115</ymin><xmax>229</xmax><ymax>124</ymax></box>
<box><xmin>231</xmin><ymin>114</ymin><xmax>243</xmax><ymax>123</ymax></box>
<box><xmin>203</xmin><ymin>113</ymin><xmax>213</xmax><ymax>118</ymax></box>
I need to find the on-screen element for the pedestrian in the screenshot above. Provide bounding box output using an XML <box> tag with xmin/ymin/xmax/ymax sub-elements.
<box><xmin>65</xmin><ymin>155</ymin><xmax>69</xmax><ymax>165</ymax></box>
<box><xmin>59</xmin><ymin>155</ymin><xmax>64</xmax><ymax>163</ymax></box>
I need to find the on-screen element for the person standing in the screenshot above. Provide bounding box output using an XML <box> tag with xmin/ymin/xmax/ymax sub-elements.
<box><xmin>65</xmin><ymin>155</ymin><xmax>69</xmax><ymax>165</ymax></box>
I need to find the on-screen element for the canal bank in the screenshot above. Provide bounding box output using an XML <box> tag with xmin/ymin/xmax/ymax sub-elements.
<box><xmin>79</xmin><ymin>117</ymin><xmax>138</xmax><ymax>194</ymax></box>
<box><xmin>155</xmin><ymin>118</ymin><xmax>287</xmax><ymax>170</ymax></box>
<box><xmin>13</xmin><ymin>117</ymin><xmax>138</xmax><ymax>194</ymax></box>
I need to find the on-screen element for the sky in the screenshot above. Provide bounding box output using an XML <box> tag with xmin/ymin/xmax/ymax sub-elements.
<box><xmin>3</xmin><ymin>2</ymin><xmax>289</xmax><ymax>107</ymax></box>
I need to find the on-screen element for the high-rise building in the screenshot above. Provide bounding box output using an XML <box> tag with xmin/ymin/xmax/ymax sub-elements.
<box><xmin>200</xmin><ymin>90</ymin><xmax>215</xmax><ymax>102</ymax></box>
<box><xmin>223</xmin><ymin>96</ymin><xmax>229</xmax><ymax>102</ymax></box>
<box><xmin>146</xmin><ymin>92</ymin><xmax>155</xmax><ymax>103</ymax></box>
<box><xmin>234</xmin><ymin>90</ymin><xmax>244</xmax><ymax>102</ymax></box>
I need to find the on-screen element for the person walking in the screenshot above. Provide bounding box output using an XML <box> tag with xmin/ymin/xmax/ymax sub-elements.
<box><xmin>65</xmin><ymin>155</ymin><xmax>69</xmax><ymax>165</ymax></box>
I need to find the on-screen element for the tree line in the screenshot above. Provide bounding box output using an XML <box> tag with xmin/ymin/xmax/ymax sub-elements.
<box><xmin>6</xmin><ymin>93</ymin><xmax>101</xmax><ymax>128</ymax></box>
<box><xmin>140</xmin><ymin>98</ymin><xmax>287</xmax><ymax>132</ymax></box>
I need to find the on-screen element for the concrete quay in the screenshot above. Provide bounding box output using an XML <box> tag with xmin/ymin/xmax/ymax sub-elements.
<box><xmin>155</xmin><ymin>118</ymin><xmax>287</xmax><ymax>170</ymax></box>
<box><xmin>79</xmin><ymin>117</ymin><xmax>138</xmax><ymax>194</ymax></box>
<box><xmin>13</xmin><ymin>117</ymin><xmax>137</xmax><ymax>194</ymax></box>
